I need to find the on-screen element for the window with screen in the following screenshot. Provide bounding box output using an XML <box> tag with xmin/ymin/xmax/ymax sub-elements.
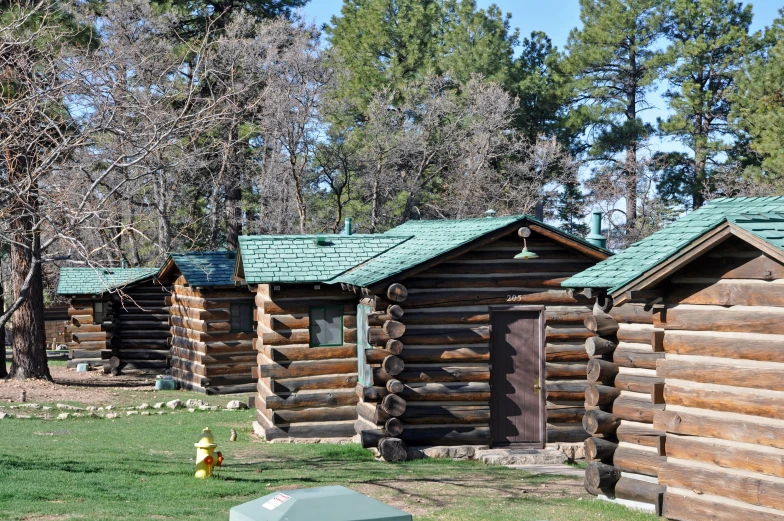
<box><xmin>93</xmin><ymin>301</ymin><xmax>105</xmax><ymax>324</ymax></box>
<box><xmin>230</xmin><ymin>303</ymin><xmax>254</xmax><ymax>332</ymax></box>
<box><xmin>310</xmin><ymin>306</ymin><xmax>343</xmax><ymax>347</ymax></box>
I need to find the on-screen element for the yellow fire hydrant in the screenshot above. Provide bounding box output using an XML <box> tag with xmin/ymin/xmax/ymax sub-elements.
<box><xmin>194</xmin><ymin>427</ymin><xmax>223</xmax><ymax>478</ymax></box>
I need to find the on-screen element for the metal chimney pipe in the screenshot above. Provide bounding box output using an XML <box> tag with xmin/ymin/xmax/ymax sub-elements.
<box><xmin>344</xmin><ymin>217</ymin><xmax>352</xmax><ymax>236</ymax></box>
<box><xmin>586</xmin><ymin>211</ymin><xmax>607</xmax><ymax>248</ymax></box>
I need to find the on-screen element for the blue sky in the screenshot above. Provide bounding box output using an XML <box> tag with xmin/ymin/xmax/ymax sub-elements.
<box><xmin>303</xmin><ymin>1</ymin><xmax>781</xmax><ymax>50</ymax></box>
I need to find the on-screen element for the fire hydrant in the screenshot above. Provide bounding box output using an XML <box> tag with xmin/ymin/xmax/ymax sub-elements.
<box><xmin>194</xmin><ymin>427</ymin><xmax>223</xmax><ymax>478</ymax></box>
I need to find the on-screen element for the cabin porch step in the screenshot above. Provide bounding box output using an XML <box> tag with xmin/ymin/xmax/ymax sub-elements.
<box><xmin>475</xmin><ymin>448</ymin><xmax>567</xmax><ymax>466</ymax></box>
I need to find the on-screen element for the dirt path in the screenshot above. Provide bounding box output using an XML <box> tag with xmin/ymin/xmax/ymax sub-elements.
<box><xmin>0</xmin><ymin>366</ymin><xmax>157</xmax><ymax>405</ymax></box>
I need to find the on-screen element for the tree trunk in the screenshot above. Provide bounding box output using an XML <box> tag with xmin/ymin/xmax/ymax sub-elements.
<box><xmin>8</xmin><ymin>214</ymin><xmax>50</xmax><ymax>380</ymax></box>
<box><xmin>0</xmin><ymin>278</ymin><xmax>6</xmax><ymax>379</ymax></box>
<box><xmin>225</xmin><ymin>186</ymin><xmax>242</xmax><ymax>251</ymax></box>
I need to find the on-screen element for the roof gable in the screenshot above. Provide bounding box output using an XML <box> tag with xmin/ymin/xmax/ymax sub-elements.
<box><xmin>162</xmin><ymin>251</ymin><xmax>238</xmax><ymax>288</ymax></box>
<box><xmin>56</xmin><ymin>267</ymin><xmax>158</xmax><ymax>296</ymax></box>
<box><xmin>334</xmin><ymin>215</ymin><xmax>610</xmax><ymax>288</ymax></box>
<box><xmin>237</xmin><ymin>235</ymin><xmax>412</xmax><ymax>284</ymax></box>
<box><xmin>563</xmin><ymin>197</ymin><xmax>784</xmax><ymax>294</ymax></box>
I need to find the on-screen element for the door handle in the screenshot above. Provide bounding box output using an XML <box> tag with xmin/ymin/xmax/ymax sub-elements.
<box><xmin>533</xmin><ymin>378</ymin><xmax>540</xmax><ymax>394</ymax></box>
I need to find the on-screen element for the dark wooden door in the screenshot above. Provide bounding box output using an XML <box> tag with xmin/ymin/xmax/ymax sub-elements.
<box><xmin>489</xmin><ymin>308</ymin><xmax>544</xmax><ymax>447</ymax></box>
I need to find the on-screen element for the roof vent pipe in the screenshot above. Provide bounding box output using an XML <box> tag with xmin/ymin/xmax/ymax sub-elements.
<box><xmin>586</xmin><ymin>211</ymin><xmax>606</xmax><ymax>248</ymax></box>
<box><xmin>484</xmin><ymin>209</ymin><xmax>496</xmax><ymax>218</ymax></box>
<box><xmin>534</xmin><ymin>202</ymin><xmax>544</xmax><ymax>221</ymax></box>
<box><xmin>343</xmin><ymin>217</ymin><xmax>352</xmax><ymax>236</ymax></box>
<box><xmin>121</xmin><ymin>259</ymin><xmax>127</xmax><ymax>269</ymax></box>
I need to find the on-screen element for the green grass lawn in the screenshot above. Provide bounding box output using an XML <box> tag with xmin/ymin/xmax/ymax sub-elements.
<box><xmin>0</xmin><ymin>411</ymin><xmax>660</xmax><ymax>521</ymax></box>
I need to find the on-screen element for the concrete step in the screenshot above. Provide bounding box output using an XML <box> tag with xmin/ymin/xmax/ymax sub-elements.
<box><xmin>476</xmin><ymin>448</ymin><xmax>567</xmax><ymax>466</ymax></box>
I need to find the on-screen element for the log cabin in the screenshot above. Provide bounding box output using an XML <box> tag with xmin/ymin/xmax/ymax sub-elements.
<box><xmin>57</xmin><ymin>266</ymin><xmax>170</xmax><ymax>373</ymax></box>
<box><xmin>238</xmin><ymin>215</ymin><xmax>611</xmax><ymax>459</ymax></box>
<box><xmin>563</xmin><ymin>196</ymin><xmax>784</xmax><ymax>520</ymax></box>
<box><xmin>157</xmin><ymin>251</ymin><xmax>257</xmax><ymax>394</ymax></box>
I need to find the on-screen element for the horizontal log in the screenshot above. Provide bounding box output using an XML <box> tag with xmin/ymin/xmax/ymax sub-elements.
<box><xmin>170</xmin><ymin>334</ymin><xmax>253</xmax><ymax>354</ymax></box>
<box><xmin>614</xmin><ymin>374</ymin><xmax>664</xmax><ymax>396</ymax></box>
<box><xmin>169</xmin><ymin>305</ymin><xmax>231</xmax><ymax>321</ymax></box>
<box><xmin>612</xmin><ymin>396</ymin><xmax>664</xmax><ymax>424</ymax></box>
<box><xmin>585</xmin><ymin>437</ymin><xmax>617</xmax><ymax>462</ymax></box>
<box><xmin>608</xmin><ymin>304</ymin><xmax>654</xmax><ymax>325</ymax></box>
<box><xmin>657</xmin><ymin>360</ymin><xmax>784</xmax><ymax>391</ymax></box>
<box><xmin>546</xmin><ymin>327</ymin><xmax>594</xmax><ymax>342</ymax></box>
<box><xmin>675</xmin><ymin>250</ymin><xmax>784</xmax><ymax>280</ymax></box>
<box><xmin>546</xmin><ymin>406</ymin><xmax>586</xmax><ymax>423</ymax></box>
<box><xmin>400</xmin><ymin>347</ymin><xmax>489</xmax><ymax>363</ymax></box>
<box><xmin>666</xmin><ymin>434</ymin><xmax>784</xmax><ymax>479</ymax></box>
<box><xmin>614</xmin><ymin>477</ymin><xmax>664</xmax><ymax>514</ymax></box>
<box><xmin>546</xmin><ymin>425</ymin><xmax>590</xmax><ymax>443</ymax></box>
<box><xmin>663</xmin><ymin>331</ymin><xmax>784</xmax><ymax>362</ymax></box>
<box><xmin>547</xmin><ymin>381</ymin><xmax>590</xmax><ymax>401</ymax></box>
<box><xmin>394</xmin><ymin>404</ymin><xmax>490</xmax><ymax>425</ymax></box>
<box><xmin>657</xmin><ymin>306</ymin><xmax>784</xmax><ymax>335</ymax></box>
<box><xmin>585</xmin><ymin>462</ymin><xmax>620</xmax><ymax>494</ymax></box>
<box><xmin>663</xmin><ymin>490</ymin><xmax>784</xmax><ymax>521</ymax></box>
<box><xmin>546</xmin><ymin>363</ymin><xmax>588</xmax><ymax>379</ymax></box>
<box><xmin>401</xmin><ymin>382</ymin><xmax>491</xmax><ymax>402</ymax></box>
<box><xmin>356</xmin><ymin>401</ymin><xmax>390</xmax><ymax>425</ymax></box>
<box><xmin>613</xmin><ymin>348</ymin><xmax>663</xmax><ymax>370</ymax></box>
<box><xmin>587</xmin><ymin>358</ymin><xmax>618</xmax><ymax>383</ymax></box>
<box><xmin>665</xmin><ymin>383</ymin><xmax>784</xmax><ymax>420</ymax></box>
<box><xmin>404</xmin><ymin>289</ymin><xmax>581</xmax><ymax>308</ymax></box>
<box><xmin>260</xmin><ymin>345</ymin><xmax>356</xmax><ymax>362</ymax></box>
<box><xmin>357</xmin><ymin>384</ymin><xmax>388</xmax><ymax>402</ymax></box>
<box><xmin>400</xmin><ymin>328</ymin><xmax>489</xmax><ymax>345</ymax></box>
<box><xmin>257</xmin><ymin>357</ymin><xmax>357</xmax><ymax>379</ymax></box>
<box><xmin>435</xmin><ymin>260</ymin><xmax>595</xmax><ymax>275</ymax></box>
<box><xmin>660</xmin><ymin>461</ymin><xmax>784</xmax><ymax>512</ymax></box>
<box><xmin>399</xmin><ymin>426</ymin><xmax>490</xmax><ymax>447</ymax></box>
<box><xmin>381</xmin><ymin>393</ymin><xmax>406</xmax><ymax>416</ymax></box>
<box><xmin>546</xmin><ymin>343</ymin><xmax>589</xmax><ymax>362</ymax></box>
<box><xmin>585</xmin><ymin>313</ymin><xmax>619</xmax><ymax>336</ymax></box>
<box><xmin>268</xmin><ymin>374</ymin><xmax>358</xmax><ymax>393</ymax></box>
<box><xmin>259</xmin><ymin>389</ymin><xmax>358</xmax><ymax>410</ymax></box>
<box><xmin>69</xmin><ymin>341</ymin><xmax>108</xmax><ymax>350</ymax></box>
<box><xmin>169</xmin><ymin>315</ymin><xmax>230</xmax><ymax>333</ymax></box>
<box><xmin>613</xmin><ymin>446</ymin><xmax>665</xmax><ymax>477</ymax></box>
<box><xmin>585</xmin><ymin>336</ymin><xmax>617</xmax><ymax>357</ymax></box>
<box><xmin>616</xmin><ymin>424</ymin><xmax>666</xmax><ymax>451</ymax></box>
<box><xmin>655</xmin><ymin>410</ymin><xmax>784</xmax><ymax>450</ymax></box>
<box><xmin>583</xmin><ymin>409</ymin><xmax>619</xmax><ymax>435</ymax></box>
<box><xmin>405</xmin><ymin>274</ymin><xmax>571</xmax><ymax>291</ymax></box>
<box><xmin>256</xmin><ymin>412</ymin><xmax>356</xmax><ymax>440</ymax></box>
<box><xmin>270</xmin><ymin>406</ymin><xmax>358</xmax><ymax>425</ymax></box>
<box><xmin>375</xmin><ymin>366</ymin><xmax>489</xmax><ymax>384</ymax></box>
<box><xmin>71</xmin><ymin>331</ymin><xmax>107</xmax><ymax>342</ymax></box>
<box><xmin>585</xmin><ymin>384</ymin><xmax>621</xmax><ymax>407</ymax></box>
<box><xmin>171</xmin><ymin>325</ymin><xmax>254</xmax><ymax>343</ymax></box>
<box><xmin>387</xmin><ymin>283</ymin><xmax>407</xmax><ymax>303</ymax></box>
<box><xmin>174</xmin><ymin>348</ymin><xmax>256</xmax><ymax>365</ymax></box>
<box><xmin>669</xmin><ymin>281</ymin><xmax>784</xmax><ymax>307</ymax></box>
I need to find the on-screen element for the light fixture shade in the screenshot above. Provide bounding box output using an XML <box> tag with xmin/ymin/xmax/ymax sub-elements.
<box><xmin>514</xmin><ymin>247</ymin><xmax>539</xmax><ymax>260</ymax></box>
<box><xmin>514</xmin><ymin>238</ymin><xmax>539</xmax><ymax>260</ymax></box>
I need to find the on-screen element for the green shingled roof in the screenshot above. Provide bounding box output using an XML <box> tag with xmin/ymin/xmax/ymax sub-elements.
<box><xmin>56</xmin><ymin>267</ymin><xmax>158</xmax><ymax>296</ymax></box>
<box><xmin>334</xmin><ymin>215</ymin><xmax>610</xmax><ymax>287</ymax></box>
<box><xmin>562</xmin><ymin>197</ymin><xmax>784</xmax><ymax>293</ymax></box>
<box><xmin>166</xmin><ymin>251</ymin><xmax>237</xmax><ymax>287</ymax></box>
<box><xmin>237</xmin><ymin>235</ymin><xmax>412</xmax><ymax>284</ymax></box>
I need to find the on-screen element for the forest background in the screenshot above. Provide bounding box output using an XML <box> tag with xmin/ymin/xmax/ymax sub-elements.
<box><xmin>1</xmin><ymin>0</ymin><xmax>783</xmax><ymax>377</ymax></box>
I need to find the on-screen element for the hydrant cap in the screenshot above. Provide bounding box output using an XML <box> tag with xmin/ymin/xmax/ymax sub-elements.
<box><xmin>195</xmin><ymin>427</ymin><xmax>217</xmax><ymax>449</ymax></box>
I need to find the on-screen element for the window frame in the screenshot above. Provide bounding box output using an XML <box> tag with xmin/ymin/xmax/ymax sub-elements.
<box><xmin>93</xmin><ymin>301</ymin><xmax>105</xmax><ymax>325</ymax></box>
<box><xmin>229</xmin><ymin>303</ymin><xmax>254</xmax><ymax>333</ymax></box>
<box><xmin>309</xmin><ymin>305</ymin><xmax>344</xmax><ymax>347</ymax></box>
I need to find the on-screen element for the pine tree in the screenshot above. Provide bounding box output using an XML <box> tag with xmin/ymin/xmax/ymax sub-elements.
<box><xmin>325</xmin><ymin>0</ymin><xmax>518</xmax><ymax>119</ymax></box>
<box><xmin>730</xmin><ymin>10</ymin><xmax>784</xmax><ymax>183</ymax></box>
<box><xmin>658</xmin><ymin>0</ymin><xmax>761</xmax><ymax>209</ymax></box>
<box><xmin>556</xmin><ymin>181</ymin><xmax>589</xmax><ymax>237</ymax></box>
<box><xmin>565</xmin><ymin>0</ymin><xmax>667</xmax><ymax>232</ymax></box>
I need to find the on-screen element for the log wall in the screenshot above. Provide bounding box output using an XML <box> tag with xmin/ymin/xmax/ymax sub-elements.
<box><xmin>355</xmin><ymin>229</ymin><xmax>603</xmax><ymax>456</ymax></box>
<box><xmin>582</xmin><ymin>303</ymin><xmax>666</xmax><ymax>513</ymax></box>
<box><xmin>67</xmin><ymin>297</ymin><xmax>114</xmax><ymax>369</ymax></box>
<box><xmin>168</xmin><ymin>276</ymin><xmax>257</xmax><ymax>394</ymax></box>
<box><xmin>254</xmin><ymin>284</ymin><xmax>360</xmax><ymax>439</ymax></box>
<box><xmin>653</xmin><ymin>240</ymin><xmax>784</xmax><ymax>520</ymax></box>
<box><xmin>111</xmin><ymin>281</ymin><xmax>171</xmax><ymax>374</ymax></box>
